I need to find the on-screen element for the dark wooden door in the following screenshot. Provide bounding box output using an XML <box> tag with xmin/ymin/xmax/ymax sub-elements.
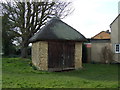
<box><xmin>63</xmin><ymin>42</ymin><xmax>75</xmax><ymax>69</ymax></box>
<box><xmin>48</xmin><ymin>42</ymin><xmax>63</xmax><ymax>69</ymax></box>
<box><xmin>48</xmin><ymin>41</ymin><xmax>75</xmax><ymax>71</ymax></box>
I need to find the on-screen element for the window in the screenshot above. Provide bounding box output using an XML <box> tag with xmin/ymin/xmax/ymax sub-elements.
<box><xmin>115</xmin><ymin>44</ymin><xmax>120</xmax><ymax>53</ymax></box>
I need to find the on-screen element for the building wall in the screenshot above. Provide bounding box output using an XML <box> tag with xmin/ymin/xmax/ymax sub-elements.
<box><xmin>32</xmin><ymin>41</ymin><xmax>82</xmax><ymax>71</ymax></box>
<box><xmin>118</xmin><ymin>15</ymin><xmax>120</xmax><ymax>62</ymax></box>
<box><xmin>91</xmin><ymin>43</ymin><xmax>111</xmax><ymax>63</ymax></box>
<box><xmin>32</xmin><ymin>41</ymin><xmax>48</xmax><ymax>70</ymax></box>
<box><xmin>111</xmin><ymin>15</ymin><xmax>120</xmax><ymax>62</ymax></box>
<box><xmin>75</xmin><ymin>42</ymin><xmax>82</xmax><ymax>69</ymax></box>
<box><xmin>32</xmin><ymin>42</ymin><xmax>40</xmax><ymax>68</ymax></box>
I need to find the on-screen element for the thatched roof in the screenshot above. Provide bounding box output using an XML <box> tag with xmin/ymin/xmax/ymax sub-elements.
<box><xmin>29</xmin><ymin>17</ymin><xmax>87</xmax><ymax>43</ymax></box>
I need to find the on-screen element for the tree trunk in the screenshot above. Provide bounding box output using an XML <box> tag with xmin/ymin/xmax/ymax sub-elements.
<box><xmin>21</xmin><ymin>41</ymin><xmax>29</xmax><ymax>58</ymax></box>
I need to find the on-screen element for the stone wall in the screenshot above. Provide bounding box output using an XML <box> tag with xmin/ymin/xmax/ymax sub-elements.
<box><xmin>32</xmin><ymin>42</ymin><xmax>40</xmax><ymax>68</ymax></box>
<box><xmin>74</xmin><ymin>42</ymin><xmax>82</xmax><ymax>69</ymax></box>
<box><xmin>32</xmin><ymin>41</ymin><xmax>48</xmax><ymax>70</ymax></box>
<box><xmin>32</xmin><ymin>41</ymin><xmax>83</xmax><ymax>71</ymax></box>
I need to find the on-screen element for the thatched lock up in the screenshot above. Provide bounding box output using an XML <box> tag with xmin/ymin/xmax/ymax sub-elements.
<box><xmin>29</xmin><ymin>17</ymin><xmax>87</xmax><ymax>71</ymax></box>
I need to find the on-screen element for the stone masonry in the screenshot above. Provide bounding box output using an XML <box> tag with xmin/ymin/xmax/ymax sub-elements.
<box><xmin>32</xmin><ymin>41</ymin><xmax>82</xmax><ymax>71</ymax></box>
<box><xmin>74</xmin><ymin>42</ymin><xmax>82</xmax><ymax>69</ymax></box>
<box><xmin>32</xmin><ymin>41</ymin><xmax>48</xmax><ymax>70</ymax></box>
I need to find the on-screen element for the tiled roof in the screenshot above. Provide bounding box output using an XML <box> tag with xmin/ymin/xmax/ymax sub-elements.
<box><xmin>91</xmin><ymin>30</ymin><xmax>111</xmax><ymax>39</ymax></box>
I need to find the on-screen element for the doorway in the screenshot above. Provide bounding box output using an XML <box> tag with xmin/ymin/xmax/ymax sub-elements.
<box><xmin>48</xmin><ymin>41</ymin><xmax>75</xmax><ymax>71</ymax></box>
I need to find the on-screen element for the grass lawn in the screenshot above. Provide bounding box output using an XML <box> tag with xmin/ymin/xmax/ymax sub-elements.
<box><xmin>2</xmin><ymin>58</ymin><xmax>119</xmax><ymax>88</ymax></box>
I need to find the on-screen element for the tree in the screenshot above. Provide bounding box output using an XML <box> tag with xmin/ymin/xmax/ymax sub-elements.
<box><xmin>2</xmin><ymin>14</ymin><xmax>16</xmax><ymax>56</ymax></box>
<box><xmin>1</xmin><ymin>0</ymin><xmax>74</xmax><ymax>58</ymax></box>
<box><xmin>101</xmin><ymin>45</ymin><xmax>114</xmax><ymax>64</ymax></box>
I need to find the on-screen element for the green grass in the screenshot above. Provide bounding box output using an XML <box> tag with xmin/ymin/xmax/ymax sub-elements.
<box><xmin>2</xmin><ymin>58</ymin><xmax>119</xmax><ymax>88</ymax></box>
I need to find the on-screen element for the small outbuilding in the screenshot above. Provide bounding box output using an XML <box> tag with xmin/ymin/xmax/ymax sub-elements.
<box><xmin>29</xmin><ymin>17</ymin><xmax>87</xmax><ymax>71</ymax></box>
<box><xmin>90</xmin><ymin>30</ymin><xmax>111</xmax><ymax>63</ymax></box>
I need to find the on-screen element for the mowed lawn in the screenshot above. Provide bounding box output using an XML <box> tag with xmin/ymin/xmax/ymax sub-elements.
<box><xmin>2</xmin><ymin>58</ymin><xmax>119</xmax><ymax>88</ymax></box>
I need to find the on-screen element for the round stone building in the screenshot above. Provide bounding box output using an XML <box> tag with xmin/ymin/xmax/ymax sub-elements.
<box><xmin>29</xmin><ymin>17</ymin><xmax>87</xmax><ymax>71</ymax></box>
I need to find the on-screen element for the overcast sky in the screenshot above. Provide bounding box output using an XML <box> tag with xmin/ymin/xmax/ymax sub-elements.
<box><xmin>1</xmin><ymin>0</ymin><xmax>119</xmax><ymax>38</ymax></box>
<box><xmin>62</xmin><ymin>0</ymin><xmax>120</xmax><ymax>38</ymax></box>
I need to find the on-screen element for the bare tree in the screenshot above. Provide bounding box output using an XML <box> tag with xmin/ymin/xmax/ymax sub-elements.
<box><xmin>1</xmin><ymin>0</ymin><xmax>74</xmax><ymax>58</ymax></box>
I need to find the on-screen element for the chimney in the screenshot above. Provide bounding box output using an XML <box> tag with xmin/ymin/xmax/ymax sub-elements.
<box><xmin>106</xmin><ymin>30</ymin><xmax>110</xmax><ymax>34</ymax></box>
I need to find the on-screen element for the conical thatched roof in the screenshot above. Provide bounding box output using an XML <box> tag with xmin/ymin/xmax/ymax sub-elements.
<box><xmin>29</xmin><ymin>17</ymin><xmax>87</xmax><ymax>43</ymax></box>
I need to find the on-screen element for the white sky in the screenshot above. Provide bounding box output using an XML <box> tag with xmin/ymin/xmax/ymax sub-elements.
<box><xmin>1</xmin><ymin>0</ymin><xmax>119</xmax><ymax>38</ymax></box>
<box><xmin>62</xmin><ymin>0</ymin><xmax>120</xmax><ymax>38</ymax></box>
